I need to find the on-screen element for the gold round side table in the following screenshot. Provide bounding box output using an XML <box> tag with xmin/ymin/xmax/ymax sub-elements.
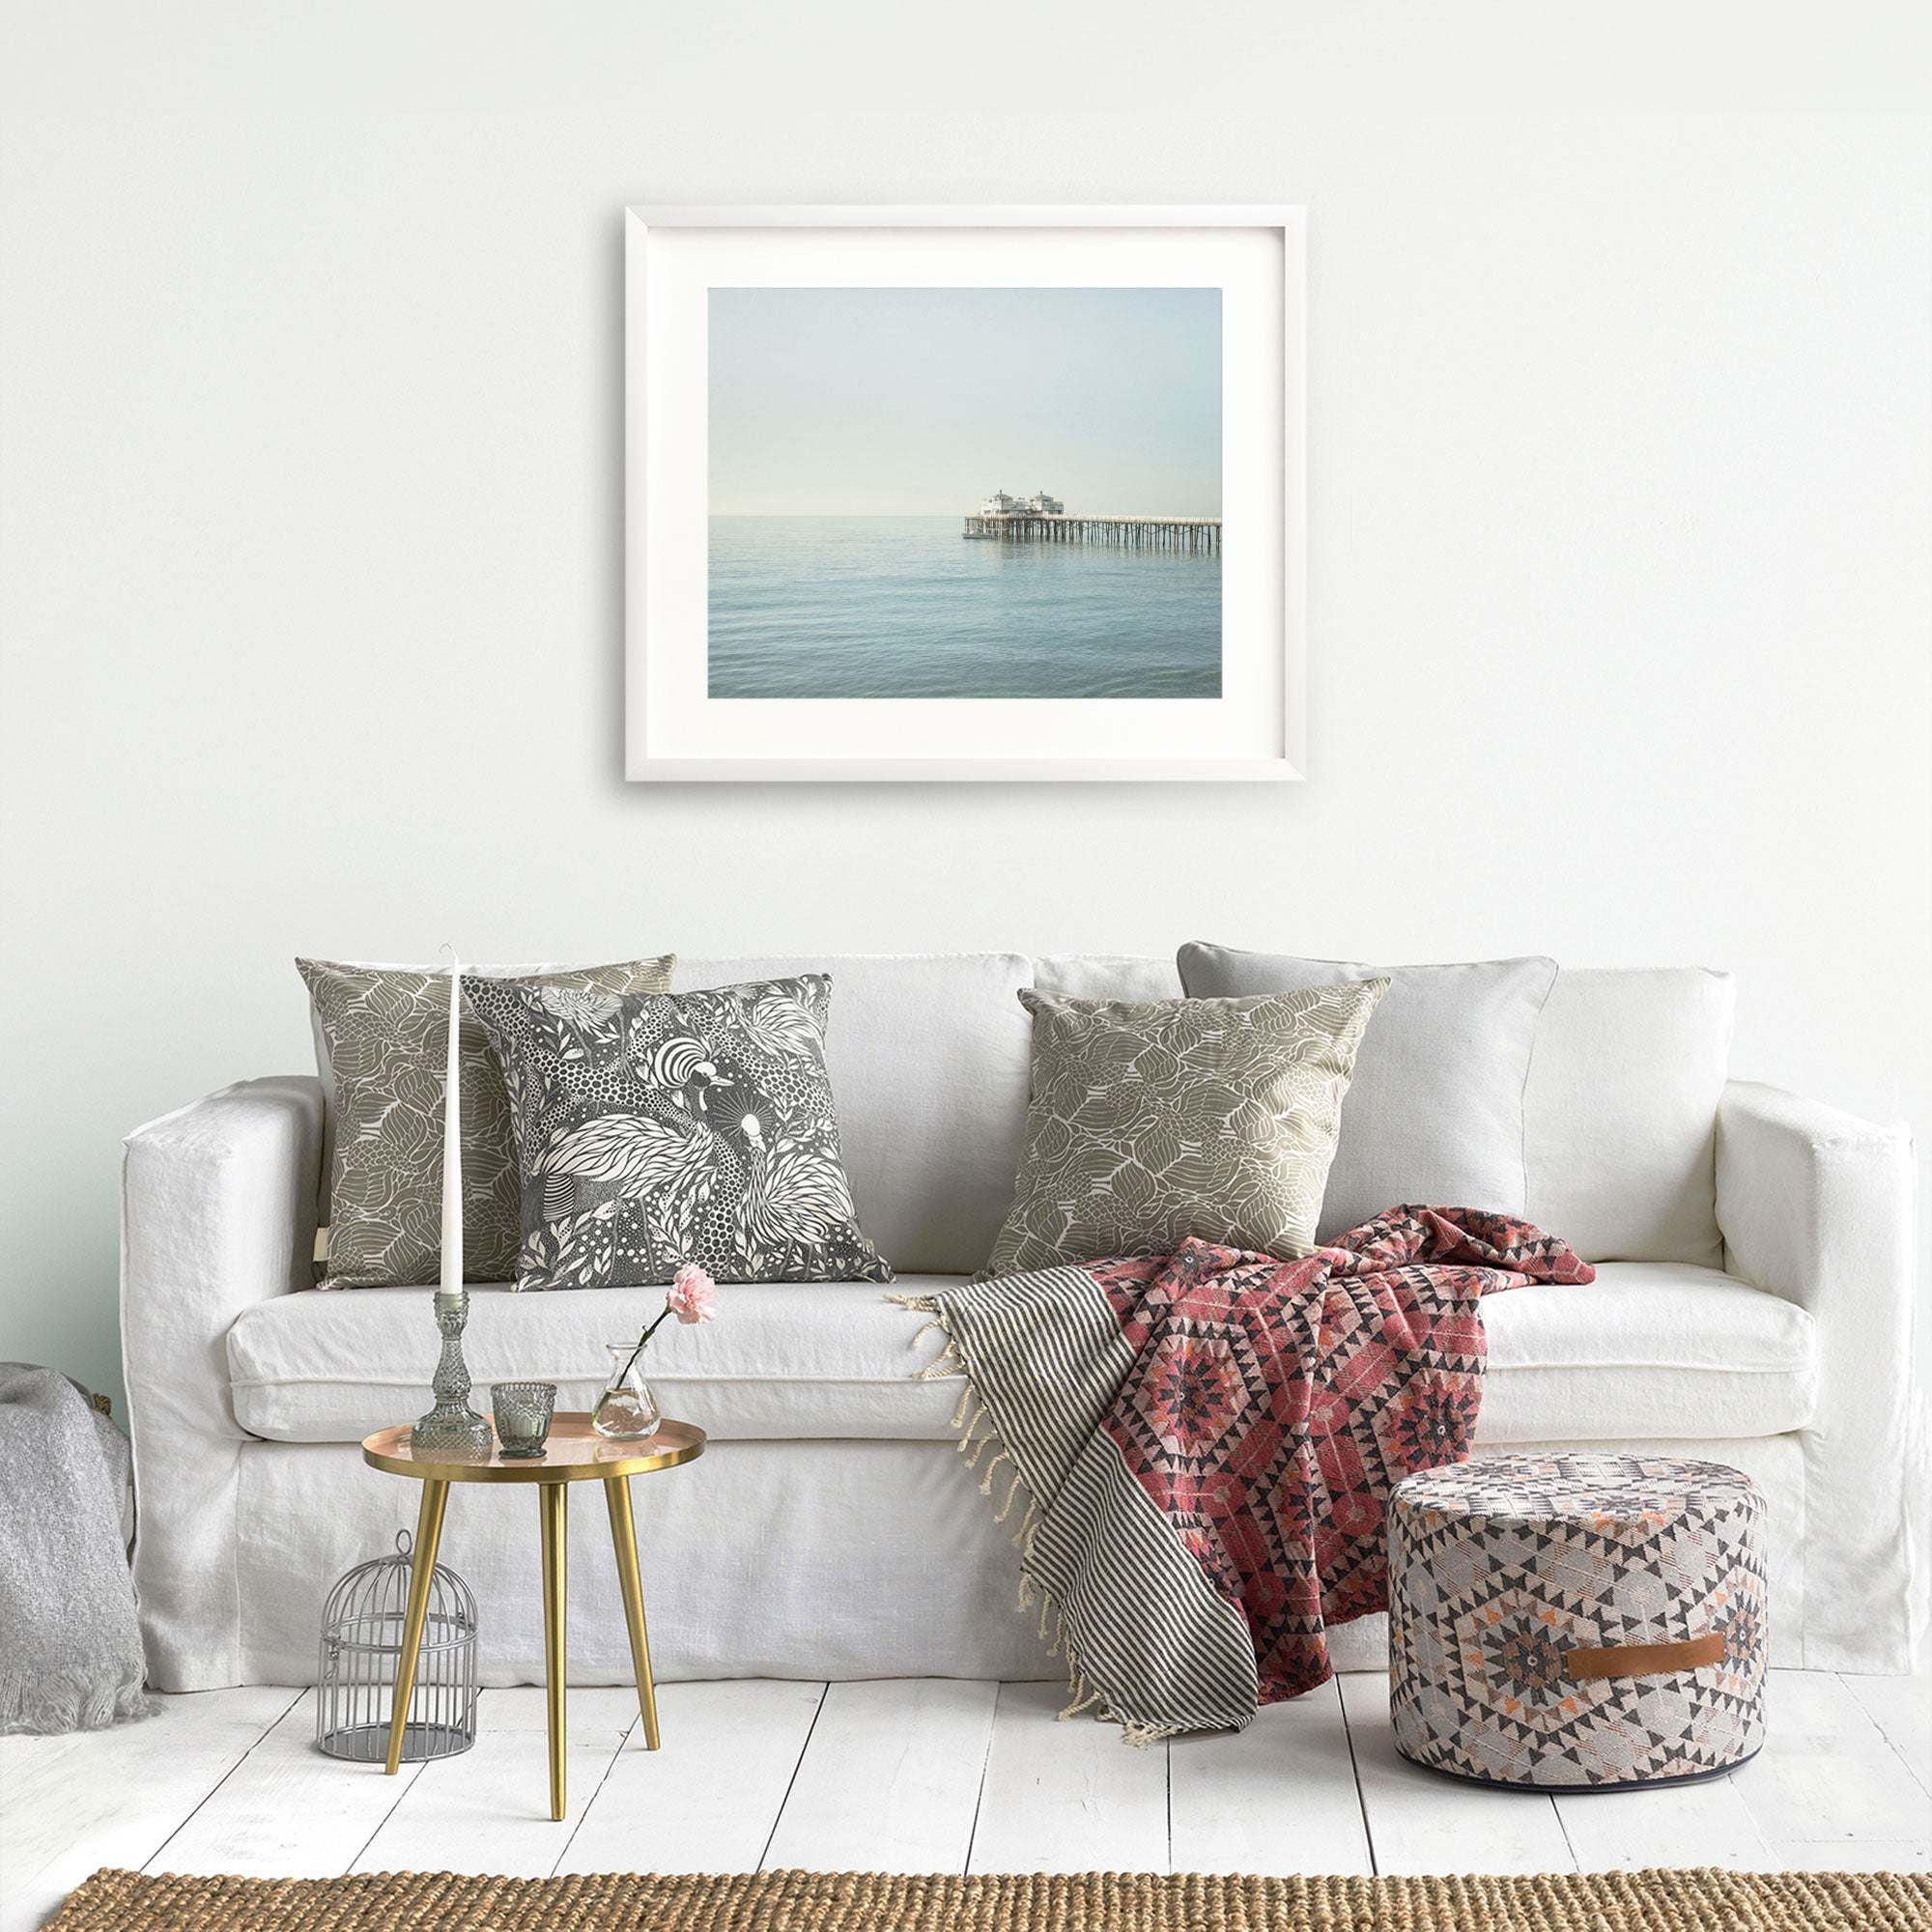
<box><xmin>361</xmin><ymin>1413</ymin><xmax>705</xmax><ymax>1820</ymax></box>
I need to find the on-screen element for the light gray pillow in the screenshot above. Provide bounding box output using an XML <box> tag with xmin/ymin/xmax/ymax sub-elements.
<box><xmin>1177</xmin><ymin>947</ymin><xmax>1558</xmax><ymax>1241</ymax></box>
<box><xmin>980</xmin><ymin>981</ymin><xmax>1387</xmax><ymax>1280</ymax></box>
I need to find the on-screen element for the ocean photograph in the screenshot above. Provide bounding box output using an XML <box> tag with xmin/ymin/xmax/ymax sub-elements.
<box><xmin>707</xmin><ymin>287</ymin><xmax>1222</xmax><ymax>700</ymax></box>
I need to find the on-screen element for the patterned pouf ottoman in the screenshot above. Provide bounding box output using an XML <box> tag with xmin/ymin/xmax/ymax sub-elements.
<box><xmin>1388</xmin><ymin>1452</ymin><xmax>1766</xmax><ymax>1790</ymax></box>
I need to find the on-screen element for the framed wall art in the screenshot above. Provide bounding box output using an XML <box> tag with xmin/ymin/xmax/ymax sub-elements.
<box><xmin>625</xmin><ymin>206</ymin><xmax>1304</xmax><ymax>781</ymax></box>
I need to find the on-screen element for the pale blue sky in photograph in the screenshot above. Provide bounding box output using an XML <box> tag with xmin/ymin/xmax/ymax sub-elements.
<box><xmin>708</xmin><ymin>287</ymin><xmax>1221</xmax><ymax>517</ymax></box>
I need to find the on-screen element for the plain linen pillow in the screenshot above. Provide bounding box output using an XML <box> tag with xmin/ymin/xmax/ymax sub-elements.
<box><xmin>1523</xmin><ymin>967</ymin><xmax>1733</xmax><ymax>1266</ymax></box>
<box><xmin>980</xmin><ymin>980</ymin><xmax>1386</xmax><ymax>1280</ymax></box>
<box><xmin>1177</xmin><ymin>946</ymin><xmax>1558</xmax><ymax>1242</ymax></box>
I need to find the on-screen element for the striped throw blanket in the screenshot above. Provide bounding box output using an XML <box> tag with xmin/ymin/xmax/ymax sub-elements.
<box><xmin>896</xmin><ymin>1206</ymin><xmax>1593</xmax><ymax>1741</ymax></box>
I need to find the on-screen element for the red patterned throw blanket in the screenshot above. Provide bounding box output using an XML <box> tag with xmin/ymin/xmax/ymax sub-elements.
<box><xmin>896</xmin><ymin>1207</ymin><xmax>1593</xmax><ymax>1741</ymax></box>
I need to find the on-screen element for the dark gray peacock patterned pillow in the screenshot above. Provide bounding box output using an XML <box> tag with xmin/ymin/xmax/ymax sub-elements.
<box><xmin>297</xmin><ymin>954</ymin><xmax>675</xmax><ymax>1288</ymax></box>
<box><xmin>464</xmin><ymin>972</ymin><xmax>892</xmax><ymax>1290</ymax></box>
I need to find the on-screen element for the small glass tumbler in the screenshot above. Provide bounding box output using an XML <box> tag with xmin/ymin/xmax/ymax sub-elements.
<box><xmin>592</xmin><ymin>1345</ymin><xmax>662</xmax><ymax>1440</ymax></box>
<box><xmin>491</xmin><ymin>1381</ymin><xmax>556</xmax><ymax>1459</ymax></box>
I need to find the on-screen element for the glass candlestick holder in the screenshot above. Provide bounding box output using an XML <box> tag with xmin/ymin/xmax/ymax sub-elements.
<box><xmin>412</xmin><ymin>1290</ymin><xmax>494</xmax><ymax>1461</ymax></box>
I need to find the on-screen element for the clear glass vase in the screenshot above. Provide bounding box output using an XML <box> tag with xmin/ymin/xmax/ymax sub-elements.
<box><xmin>592</xmin><ymin>1344</ymin><xmax>662</xmax><ymax>1439</ymax></box>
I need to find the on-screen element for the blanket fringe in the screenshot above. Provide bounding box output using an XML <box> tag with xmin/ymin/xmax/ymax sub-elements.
<box><xmin>992</xmin><ymin>1463</ymin><xmax>1026</xmax><ymax>1523</ymax></box>
<box><xmin>888</xmin><ymin>1293</ymin><xmax>965</xmax><ymax>1383</ymax></box>
<box><xmin>1059</xmin><ymin>1678</ymin><xmax>1102</xmax><ymax>1720</ymax></box>
<box><xmin>889</xmin><ymin>1289</ymin><xmax>1163</xmax><ymax>1747</ymax></box>
<box><xmin>0</xmin><ymin>1675</ymin><xmax>156</xmax><ymax>1737</ymax></box>
<box><xmin>916</xmin><ymin>1342</ymin><xmax>962</xmax><ymax>1381</ymax></box>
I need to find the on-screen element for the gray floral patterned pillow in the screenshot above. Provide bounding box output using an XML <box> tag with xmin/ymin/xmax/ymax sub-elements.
<box><xmin>298</xmin><ymin>956</ymin><xmax>674</xmax><ymax>1288</ymax></box>
<box><xmin>465</xmin><ymin>972</ymin><xmax>892</xmax><ymax>1290</ymax></box>
<box><xmin>979</xmin><ymin>981</ymin><xmax>1388</xmax><ymax>1280</ymax></box>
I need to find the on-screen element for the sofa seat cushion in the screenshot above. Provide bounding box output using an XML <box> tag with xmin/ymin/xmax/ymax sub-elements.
<box><xmin>1477</xmin><ymin>1264</ymin><xmax>1815</xmax><ymax>1443</ymax></box>
<box><xmin>229</xmin><ymin>1262</ymin><xmax>1814</xmax><ymax>1450</ymax></box>
<box><xmin>228</xmin><ymin>1278</ymin><xmax>967</xmax><ymax>1445</ymax></box>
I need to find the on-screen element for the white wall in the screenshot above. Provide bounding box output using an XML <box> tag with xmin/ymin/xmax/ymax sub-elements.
<box><xmin>3</xmin><ymin>5</ymin><xmax>1928</xmax><ymax>1406</ymax></box>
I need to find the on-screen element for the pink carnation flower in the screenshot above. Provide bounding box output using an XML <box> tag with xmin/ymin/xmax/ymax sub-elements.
<box><xmin>666</xmin><ymin>1263</ymin><xmax>718</xmax><ymax>1325</ymax></box>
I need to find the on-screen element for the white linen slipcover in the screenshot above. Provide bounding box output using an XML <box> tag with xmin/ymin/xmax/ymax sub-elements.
<box><xmin>222</xmin><ymin>1265</ymin><xmax>1817</xmax><ymax>1451</ymax></box>
<box><xmin>1718</xmin><ymin>1082</ymin><xmax>1920</xmax><ymax>1672</ymax></box>
<box><xmin>122</xmin><ymin>954</ymin><xmax>1917</xmax><ymax>1692</ymax></box>
<box><xmin>122</xmin><ymin>1075</ymin><xmax>323</xmax><ymax>1690</ymax></box>
<box><xmin>222</xmin><ymin>1431</ymin><xmax>1807</xmax><ymax>1690</ymax></box>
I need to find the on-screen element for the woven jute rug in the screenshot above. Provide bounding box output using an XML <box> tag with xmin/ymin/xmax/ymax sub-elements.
<box><xmin>46</xmin><ymin>1866</ymin><xmax>1932</xmax><ymax>1931</ymax></box>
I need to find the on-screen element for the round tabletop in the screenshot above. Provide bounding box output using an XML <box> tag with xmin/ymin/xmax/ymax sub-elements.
<box><xmin>362</xmin><ymin>1413</ymin><xmax>705</xmax><ymax>1485</ymax></box>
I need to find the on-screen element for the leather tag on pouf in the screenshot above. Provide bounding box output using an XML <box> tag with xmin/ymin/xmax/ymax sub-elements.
<box><xmin>1564</xmin><ymin>1632</ymin><xmax>1727</xmax><ymax>1683</ymax></box>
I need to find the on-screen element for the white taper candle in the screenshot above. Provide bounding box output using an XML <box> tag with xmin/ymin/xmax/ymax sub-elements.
<box><xmin>440</xmin><ymin>949</ymin><xmax>463</xmax><ymax>1299</ymax></box>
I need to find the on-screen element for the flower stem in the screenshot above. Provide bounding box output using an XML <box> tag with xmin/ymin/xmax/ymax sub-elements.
<box><xmin>614</xmin><ymin>1303</ymin><xmax>672</xmax><ymax>1386</ymax></box>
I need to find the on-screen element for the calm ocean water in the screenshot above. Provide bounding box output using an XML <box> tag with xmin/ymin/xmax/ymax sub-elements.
<box><xmin>708</xmin><ymin>516</ymin><xmax>1221</xmax><ymax>699</ymax></box>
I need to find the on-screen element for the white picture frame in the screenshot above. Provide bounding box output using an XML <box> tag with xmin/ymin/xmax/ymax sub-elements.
<box><xmin>625</xmin><ymin>205</ymin><xmax>1305</xmax><ymax>781</ymax></box>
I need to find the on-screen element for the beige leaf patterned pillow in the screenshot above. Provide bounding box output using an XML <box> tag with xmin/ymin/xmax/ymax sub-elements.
<box><xmin>298</xmin><ymin>955</ymin><xmax>674</xmax><ymax>1287</ymax></box>
<box><xmin>978</xmin><ymin>981</ymin><xmax>1388</xmax><ymax>1280</ymax></box>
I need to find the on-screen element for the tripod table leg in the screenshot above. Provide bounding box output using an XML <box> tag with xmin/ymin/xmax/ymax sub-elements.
<box><xmin>384</xmin><ymin>1479</ymin><xmax>449</xmax><ymax>1776</ymax></box>
<box><xmin>539</xmin><ymin>1481</ymin><xmax>568</xmax><ymax>1820</ymax></box>
<box><xmin>604</xmin><ymin>1475</ymin><xmax>662</xmax><ymax>1750</ymax></box>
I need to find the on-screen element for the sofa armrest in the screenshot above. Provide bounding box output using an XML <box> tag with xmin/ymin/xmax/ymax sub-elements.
<box><xmin>121</xmin><ymin>1075</ymin><xmax>324</xmax><ymax>1688</ymax></box>
<box><xmin>1716</xmin><ymin>1079</ymin><xmax>1918</xmax><ymax>1669</ymax></box>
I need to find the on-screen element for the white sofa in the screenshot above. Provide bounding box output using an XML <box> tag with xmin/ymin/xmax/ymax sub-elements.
<box><xmin>121</xmin><ymin>952</ymin><xmax>1920</xmax><ymax>1692</ymax></box>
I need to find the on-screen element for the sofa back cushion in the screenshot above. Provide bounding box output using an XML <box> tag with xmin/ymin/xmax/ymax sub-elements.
<box><xmin>673</xmin><ymin>953</ymin><xmax>1033</xmax><ymax>1276</ymax></box>
<box><xmin>1038</xmin><ymin>955</ymin><xmax>1734</xmax><ymax>1266</ymax></box>
<box><xmin>647</xmin><ymin>953</ymin><xmax>1732</xmax><ymax>1276</ymax></box>
<box><xmin>1523</xmin><ymin>967</ymin><xmax>1734</xmax><ymax>1267</ymax></box>
<box><xmin>1032</xmin><ymin>953</ymin><xmax>1183</xmax><ymax>1003</ymax></box>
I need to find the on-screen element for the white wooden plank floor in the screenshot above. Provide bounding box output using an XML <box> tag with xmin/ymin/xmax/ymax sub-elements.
<box><xmin>3</xmin><ymin>1670</ymin><xmax>1927</xmax><ymax>1932</ymax></box>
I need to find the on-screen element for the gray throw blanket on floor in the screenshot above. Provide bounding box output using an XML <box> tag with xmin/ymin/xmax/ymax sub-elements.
<box><xmin>0</xmin><ymin>1363</ymin><xmax>154</xmax><ymax>1733</ymax></box>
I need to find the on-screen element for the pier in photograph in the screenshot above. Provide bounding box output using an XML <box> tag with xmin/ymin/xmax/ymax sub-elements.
<box><xmin>964</xmin><ymin>490</ymin><xmax>1220</xmax><ymax>554</ymax></box>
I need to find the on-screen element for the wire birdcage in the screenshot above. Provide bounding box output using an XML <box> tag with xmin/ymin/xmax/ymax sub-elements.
<box><xmin>316</xmin><ymin>1529</ymin><xmax>477</xmax><ymax>1762</ymax></box>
